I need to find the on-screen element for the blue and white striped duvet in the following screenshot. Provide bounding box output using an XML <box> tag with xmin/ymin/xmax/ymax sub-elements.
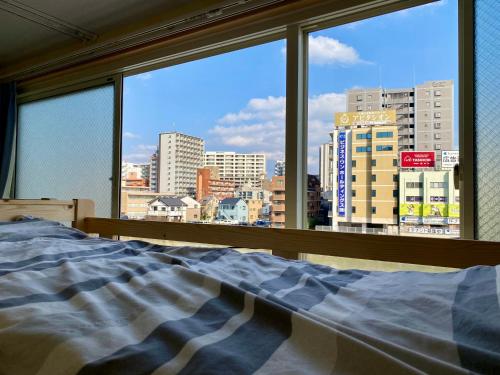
<box><xmin>0</xmin><ymin>219</ymin><xmax>499</xmax><ymax>374</ymax></box>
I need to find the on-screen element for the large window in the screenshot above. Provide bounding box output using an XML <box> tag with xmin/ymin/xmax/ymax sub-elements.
<box><xmin>120</xmin><ymin>41</ymin><xmax>285</xmax><ymax>229</ymax></box>
<box><xmin>17</xmin><ymin>84</ymin><xmax>116</xmax><ymax>217</ymax></box>
<box><xmin>308</xmin><ymin>0</ymin><xmax>460</xmax><ymax>241</ymax></box>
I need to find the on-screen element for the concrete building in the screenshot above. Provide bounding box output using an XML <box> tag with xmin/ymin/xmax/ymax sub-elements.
<box><xmin>234</xmin><ymin>182</ymin><xmax>271</xmax><ymax>203</ymax></box>
<box><xmin>149</xmin><ymin>150</ymin><xmax>158</xmax><ymax>192</ymax></box>
<box><xmin>399</xmin><ymin>170</ymin><xmax>459</xmax><ymax>237</ymax></box>
<box><xmin>216</xmin><ymin>198</ymin><xmax>248</xmax><ymax>223</ymax></box>
<box><xmin>147</xmin><ymin>196</ymin><xmax>187</xmax><ymax>222</ymax></box>
<box><xmin>196</xmin><ymin>167</ymin><xmax>235</xmax><ymax>201</ymax></box>
<box><xmin>246</xmin><ymin>199</ymin><xmax>263</xmax><ymax>224</ymax></box>
<box><xmin>346</xmin><ymin>80</ymin><xmax>454</xmax><ymax>167</ymax></box>
<box><xmin>329</xmin><ymin>110</ymin><xmax>399</xmax><ymax>234</ymax></box>
<box><xmin>274</xmin><ymin>160</ymin><xmax>285</xmax><ymax>176</ymax></box>
<box><xmin>122</xmin><ymin>171</ymin><xmax>148</xmax><ymax>188</ymax></box>
<box><xmin>414</xmin><ymin>80</ymin><xmax>454</xmax><ymax>167</ymax></box>
<box><xmin>319</xmin><ymin>143</ymin><xmax>333</xmax><ymax>192</ymax></box>
<box><xmin>180</xmin><ymin>196</ymin><xmax>201</xmax><ymax>222</ymax></box>
<box><xmin>200</xmin><ymin>196</ymin><xmax>219</xmax><ymax>222</ymax></box>
<box><xmin>270</xmin><ymin>176</ymin><xmax>285</xmax><ymax>228</ymax></box>
<box><xmin>120</xmin><ymin>190</ymin><xmax>163</xmax><ymax>219</ymax></box>
<box><xmin>158</xmin><ymin>132</ymin><xmax>204</xmax><ymax>196</ymax></box>
<box><xmin>204</xmin><ymin>151</ymin><xmax>266</xmax><ymax>188</ymax></box>
<box><xmin>122</xmin><ymin>162</ymin><xmax>150</xmax><ymax>187</ymax></box>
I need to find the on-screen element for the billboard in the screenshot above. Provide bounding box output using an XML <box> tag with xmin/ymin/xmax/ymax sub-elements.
<box><xmin>423</xmin><ymin>203</ymin><xmax>448</xmax><ymax>217</ymax></box>
<box><xmin>338</xmin><ymin>132</ymin><xmax>346</xmax><ymax>217</ymax></box>
<box><xmin>448</xmin><ymin>204</ymin><xmax>460</xmax><ymax>218</ymax></box>
<box><xmin>441</xmin><ymin>150</ymin><xmax>459</xmax><ymax>169</ymax></box>
<box><xmin>399</xmin><ymin>203</ymin><xmax>423</xmax><ymax>217</ymax></box>
<box><xmin>335</xmin><ymin>110</ymin><xmax>396</xmax><ymax>127</ymax></box>
<box><xmin>400</xmin><ymin>151</ymin><xmax>435</xmax><ymax>168</ymax></box>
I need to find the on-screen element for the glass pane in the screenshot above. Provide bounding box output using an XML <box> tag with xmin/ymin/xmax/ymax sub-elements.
<box><xmin>475</xmin><ymin>0</ymin><xmax>500</xmax><ymax>241</ymax></box>
<box><xmin>17</xmin><ymin>84</ymin><xmax>115</xmax><ymax>217</ymax></box>
<box><xmin>307</xmin><ymin>0</ymin><xmax>460</xmax><ymax>240</ymax></box>
<box><xmin>121</xmin><ymin>41</ymin><xmax>285</xmax><ymax>229</ymax></box>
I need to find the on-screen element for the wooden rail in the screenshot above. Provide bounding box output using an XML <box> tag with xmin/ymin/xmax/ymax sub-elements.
<box><xmin>85</xmin><ymin>217</ymin><xmax>500</xmax><ymax>268</ymax></box>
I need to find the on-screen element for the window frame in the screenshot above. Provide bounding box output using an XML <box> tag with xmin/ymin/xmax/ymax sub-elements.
<box><xmin>12</xmin><ymin>0</ymin><xmax>474</xmax><ymax>240</ymax></box>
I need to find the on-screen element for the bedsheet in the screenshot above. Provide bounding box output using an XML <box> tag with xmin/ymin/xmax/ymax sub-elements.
<box><xmin>0</xmin><ymin>219</ymin><xmax>499</xmax><ymax>374</ymax></box>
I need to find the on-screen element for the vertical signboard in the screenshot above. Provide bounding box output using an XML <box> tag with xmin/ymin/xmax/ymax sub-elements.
<box><xmin>338</xmin><ymin>132</ymin><xmax>346</xmax><ymax>217</ymax></box>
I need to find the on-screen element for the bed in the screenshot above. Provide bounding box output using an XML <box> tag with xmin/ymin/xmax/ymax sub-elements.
<box><xmin>0</xmin><ymin>199</ymin><xmax>499</xmax><ymax>374</ymax></box>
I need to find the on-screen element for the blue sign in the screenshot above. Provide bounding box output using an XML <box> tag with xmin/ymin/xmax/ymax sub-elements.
<box><xmin>338</xmin><ymin>132</ymin><xmax>346</xmax><ymax>217</ymax></box>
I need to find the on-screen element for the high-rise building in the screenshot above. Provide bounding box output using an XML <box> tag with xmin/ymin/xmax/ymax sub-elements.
<box><xmin>319</xmin><ymin>143</ymin><xmax>333</xmax><ymax>192</ymax></box>
<box><xmin>329</xmin><ymin>110</ymin><xmax>399</xmax><ymax>235</ymax></box>
<box><xmin>399</xmin><ymin>170</ymin><xmax>459</xmax><ymax>238</ymax></box>
<box><xmin>274</xmin><ymin>160</ymin><xmax>285</xmax><ymax>176</ymax></box>
<box><xmin>149</xmin><ymin>150</ymin><xmax>158</xmax><ymax>192</ymax></box>
<box><xmin>196</xmin><ymin>167</ymin><xmax>235</xmax><ymax>201</ymax></box>
<box><xmin>158</xmin><ymin>132</ymin><xmax>204</xmax><ymax>196</ymax></box>
<box><xmin>204</xmin><ymin>151</ymin><xmax>266</xmax><ymax>188</ymax></box>
<box><xmin>346</xmin><ymin>81</ymin><xmax>454</xmax><ymax>167</ymax></box>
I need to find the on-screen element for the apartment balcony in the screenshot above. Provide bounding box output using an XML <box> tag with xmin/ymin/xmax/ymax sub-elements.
<box><xmin>271</xmin><ymin>204</ymin><xmax>285</xmax><ymax>212</ymax></box>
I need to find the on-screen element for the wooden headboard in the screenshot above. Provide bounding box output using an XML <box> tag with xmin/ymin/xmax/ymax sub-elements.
<box><xmin>0</xmin><ymin>199</ymin><xmax>95</xmax><ymax>230</ymax></box>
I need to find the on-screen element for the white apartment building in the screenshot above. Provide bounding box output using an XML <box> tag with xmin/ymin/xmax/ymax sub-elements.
<box><xmin>158</xmin><ymin>132</ymin><xmax>204</xmax><ymax>196</ymax></box>
<box><xmin>319</xmin><ymin>143</ymin><xmax>333</xmax><ymax>192</ymax></box>
<box><xmin>149</xmin><ymin>150</ymin><xmax>158</xmax><ymax>192</ymax></box>
<box><xmin>274</xmin><ymin>160</ymin><xmax>285</xmax><ymax>176</ymax></box>
<box><xmin>121</xmin><ymin>162</ymin><xmax>150</xmax><ymax>180</ymax></box>
<box><xmin>204</xmin><ymin>151</ymin><xmax>266</xmax><ymax>188</ymax></box>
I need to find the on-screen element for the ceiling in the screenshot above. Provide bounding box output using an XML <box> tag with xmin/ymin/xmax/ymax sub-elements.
<box><xmin>0</xmin><ymin>0</ymin><xmax>283</xmax><ymax>81</ymax></box>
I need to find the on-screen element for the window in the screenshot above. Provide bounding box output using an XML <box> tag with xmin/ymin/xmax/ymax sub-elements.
<box><xmin>434</xmin><ymin>90</ymin><xmax>442</xmax><ymax>96</ymax></box>
<box><xmin>434</xmin><ymin>133</ymin><xmax>441</xmax><ymax>140</ymax></box>
<box><xmin>434</xmin><ymin>112</ymin><xmax>442</xmax><ymax>118</ymax></box>
<box><xmin>435</xmin><ymin>144</ymin><xmax>442</xmax><ymax>150</ymax></box>
<box><xmin>356</xmin><ymin>105</ymin><xmax>362</xmax><ymax>111</ymax></box>
<box><xmin>430</xmin><ymin>196</ymin><xmax>448</xmax><ymax>203</ymax></box>
<box><xmin>371</xmin><ymin>190</ymin><xmax>377</xmax><ymax>197</ymax></box>
<box><xmin>434</xmin><ymin>122</ymin><xmax>441</xmax><ymax>129</ymax></box>
<box><xmin>356</xmin><ymin>146</ymin><xmax>372</xmax><ymax>152</ymax></box>
<box><xmin>435</xmin><ymin>101</ymin><xmax>441</xmax><ymax>107</ymax></box>
<box><xmin>352</xmin><ymin>190</ymin><xmax>356</xmax><ymax>197</ymax></box>
<box><xmin>356</xmin><ymin>133</ymin><xmax>372</xmax><ymax>139</ymax></box>
<box><xmin>406</xmin><ymin>182</ymin><xmax>423</xmax><ymax>189</ymax></box>
<box><xmin>430</xmin><ymin>182</ymin><xmax>448</xmax><ymax>188</ymax></box>
<box><xmin>406</xmin><ymin>196</ymin><xmax>423</xmax><ymax>202</ymax></box>
<box><xmin>371</xmin><ymin>160</ymin><xmax>377</xmax><ymax>167</ymax></box>
<box><xmin>371</xmin><ymin>207</ymin><xmax>377</xmax><ymax>214</ymax></box>
<box><xmin>352</xmin><ymin>175</ymin><xmax>357</xmax><ymax>182</ymax></box>
<box><xmin>393</xmin><ymin>174</ymin><xmax>398</xmax><ymax>182</ymax></box>
<box><xmin>393</xmin><ymin>159</ymin><xmax>398</xmax><ymax>167</ymax></box>
<box><xmin>376</xmin><ymin>145</ymin><xmax>393</xmax><ymax>151</ymax></box>
<box><xmin>352</xmin><ymin>206</ymin><xmax>356</xmax><ymax>213</ymax></box>
<box><xmin>393</xmin><ymin>190</ymin><xmax>398</xmax><ymax>198</ymax></box>
<box><xmin>357</xmin><ymin>95</ymin><xmax>362</xmax><ymax>101</ymax></box>
<box><xmin>352</xmin><ymin>160</ymin><xmax>357</xmax><ymax>167</ymax></box>
<box><xmin>121</xmin><ymin>41</ymin><xmax>285</xmax><ymax>226</ymax></box>
<box><xmin>376</xmin><ymin>132</ymin><xmax>393</xmax><ymax>138</ymax></box>
<box><xmin>371</xmin><ymin>174</ymin><xmax>377</xmax><ymax>182</ymax></box>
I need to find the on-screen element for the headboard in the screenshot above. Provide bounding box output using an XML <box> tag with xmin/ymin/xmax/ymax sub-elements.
<box><xmin>0</xmin><ymin>199</ymin><xmax>95</xmax><ymax>230</ymax></box>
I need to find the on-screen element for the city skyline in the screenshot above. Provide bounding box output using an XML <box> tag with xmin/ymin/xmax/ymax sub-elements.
<box><xmin>122</xmin><ymin>0</ymin><xmax>457</xmax><ymax>176</ymax></box>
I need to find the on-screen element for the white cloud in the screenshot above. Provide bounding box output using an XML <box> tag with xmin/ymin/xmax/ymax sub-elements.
<box><xmin>123</xmin><ymin>131</ymin><xmax>140</xmax><ymax>139</ymax></box>
<box><xmin>135</xmin><ymin>72</ymin><xmax>153</xmax><ymax>80</ymax></box>
<box><xmin>282</xmin><ymin>36</ymin><xmax>367</xmax><ymax>66</ymax></box>
<box><xmin>208</xmin><ymin>92</ymin><xmax>346</xmax><ymax>174</ymax></box>
<box><xmin>122</xmin><ymin>144</ymin><xmax>157</xmax><ymax>163</ymax></box>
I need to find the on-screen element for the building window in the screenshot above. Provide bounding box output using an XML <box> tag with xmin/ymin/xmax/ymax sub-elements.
<box><xmin>376</xmin><ymin>131</ymin><xmax>393</xmax><ymax>138</ymax></box>
<box><xmin>434</xmin><ymin>112</ymin><xmax>441</xmax><ymax>118</ymax></box>
<box><xmin>406</xmin><ymin>196</ymin><xmax>423</xmax><ymax>202</ymax></box>
<box><xmin>376</xmin><ymin>145</ymin><xmax>393</xmax><ymax>151</ymax></box>
<box><xmin>393</xmin><ymin>190</ymin><xmax>398</xmax><ymax>198</ymax></box>
<box><xmin>393</xmin><ymin>159</ymin><xmax>398</xmax><ymax>167</ymax></box>
<box><xmin>434</xmin><ymin>133</ymin><xmax>441</xmax><ymax>140</ymax></box>
<box><xmin>352</xmin><ymin>206</ymin><xmax>356</xmax><ymax>213</ymax></box>
<box><xmin>435</xmin><ymin>143</ymin><xmax>442</xmax><ymax>150</ymax></box>
<box><xmin>352</xmin><ymin>175</ymin><xmax>357</xmax><ymax>182</ymax></box>
<box><xmin>371</xmin><ymin>190</ymin><xmax>376</xmax><ymax>197</ymax></box>
<box><xmin>352</xmin><ymin>160</ymin><xmax>357</xmax><ymax>167</ymax></box>
<box><xmin>430</xmin><ymin>196</ymin><xmax>448</xmax><ymax>202</ymax></box>
<box><xmin>434</xmin><ymin>90</ymin><xmax>442</xmax><ymax>96</ymax></box>
<box><xmin>356</xmin><ymin>133</ymin><xmax>372</xmax><ymax>139</ymax></box>
<box><xmin>393</xmin><ymin>207</ymin><xmax>398</xmax><ymax>215</ymax></box>
<box><xmin>371</xmin><ymin>160</ymin><xmax>377</xmax><ymax>167</ymax></box>
<box><xmin>430</xmin><ymin>182</ymin><xmax>448</xmax><ymax>188</ymax></box>
<box><xmin>356</xmin><ymin>105</ymin><xmax>362</xmax><ymax>111</ymax></box>
<box><xmin>352</xmin><ymin>190</ymin><xmax>356</xmax><ymax>197</ymax></box>
<box><xmin>435</xmin><ymin>101</ymin><xmax>441</xmax><ymax>107</ymax></box>
<box><xmin>357</xmin><ymin>95</ymin><xmax>362</xmax><ymax>101</ymax></box>
<box><xmin>406</xmin><ymin>182</ymin><xmax>423</xmax><ymax>188</ymax></box>
<box><xmin>356</xmin><ymin>146</ymin><xmax>372</xmax><ymax>152</ymax></box>
<box><xmin>434</xmin><ymin>122</ymin><xmax>441</xmax><ymax>129</ymax></box>
<box><xmin>371</xmin><ymin>207</ymin><xmax>377</xmax><ymax>214</ymax></box>
<box><xmin>371</xmin><ymin>174</ymin><xmax>376</xmax><ymax>182</ymax></box>
<box><xmin>393</xmin><ymin>174</ymin><xmax>398</xmax><ymax>182</ymax></box>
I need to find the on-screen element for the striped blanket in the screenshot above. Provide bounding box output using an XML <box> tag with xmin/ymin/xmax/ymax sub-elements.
<box><xmin>0</xmin><ymin>219</ymin><xmax>499</xmax><ymax>374</ymax></box>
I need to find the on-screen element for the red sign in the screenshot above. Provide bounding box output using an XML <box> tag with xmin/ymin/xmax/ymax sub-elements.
<box><xmin>400</xmin><ymin>151</ymin><xmax>435</xmax><ymax>168</ymax></box>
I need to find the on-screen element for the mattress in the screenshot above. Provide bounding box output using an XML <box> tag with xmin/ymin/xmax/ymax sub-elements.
<box><xmin>0</xmin><ymin>218</ymin><xmax>499</xmax><ymax>374</ymax></box>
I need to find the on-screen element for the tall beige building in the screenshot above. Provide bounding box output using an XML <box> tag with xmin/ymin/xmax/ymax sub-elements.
<box><xmin>204</xmin><ymin>151</ymin><xmax>266</xmax><ymax>188</ymax></box>
<box><xmin>319</xmin><ymin>143</ymin><xmax>333</xmax><ymax>192</ymax></box>
<box><xmin>158</xmin><ymin>132</ymin><xmax>204</xmax><ymax>196</ymax></box>
<box><xmin>346</xmin><ymin>80</ymin><xmax>454</xmax><ymax>167</ymax></box>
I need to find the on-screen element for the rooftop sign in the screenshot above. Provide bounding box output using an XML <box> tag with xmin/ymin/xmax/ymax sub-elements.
<box><xmin>335</xmin><ymin>110</ymin><xmax>396</xmax><ymax>127</ymax></box>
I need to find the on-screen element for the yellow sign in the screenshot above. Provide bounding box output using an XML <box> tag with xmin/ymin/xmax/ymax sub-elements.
<box><xmin>400</xmin><ymin>203</ymin><xmax>422</xmax><ymax>216</ymax></box>
<box><xmin>448</xmin><ymin>204</ymin><xmax>460</xmax><ymax>218</ymax></box>
<box><xmin>335</xmin><ymin>110</ymin><xmax>397</xmax><ymax>127</ymax></box>
<box><xmin>423</xmin><ymin>204</ymin><xmax>448</xmax><ymax>217</ymax></box>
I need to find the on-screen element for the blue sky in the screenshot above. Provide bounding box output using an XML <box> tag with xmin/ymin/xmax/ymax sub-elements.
<box><xmin>123</xmin><ymin>0</ymin><xmax>458</xmax><ymax>175</ymax></box>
